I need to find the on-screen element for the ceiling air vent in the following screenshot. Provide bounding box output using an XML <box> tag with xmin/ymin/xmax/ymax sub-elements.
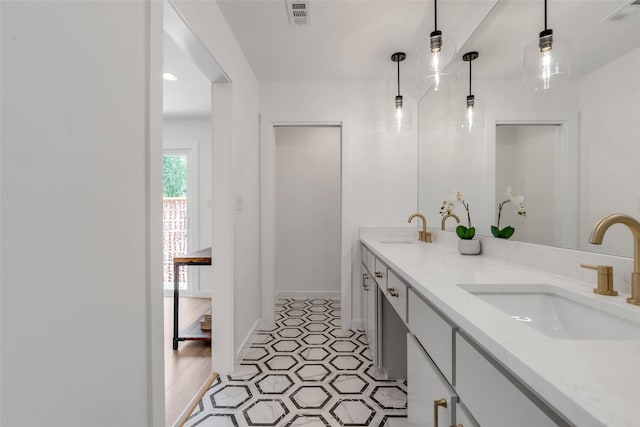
<box><xmin>604</xmin><ymin>0</ymin><xmax>640</xmax><ymax>23</ymax></box>
<box><xmin>286</xmin><ymin>0</ymin><xmax>310</xmax><ymax>26</ymax></box>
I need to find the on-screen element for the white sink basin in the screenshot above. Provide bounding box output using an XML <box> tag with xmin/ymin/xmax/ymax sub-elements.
<box><xmin>458</xmin><ymin>284</ymin><xmax>640</xmax><ymax>341</ymax></box>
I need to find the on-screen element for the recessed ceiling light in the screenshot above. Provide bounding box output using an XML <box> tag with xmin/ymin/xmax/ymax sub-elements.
<box><xmin>163</xmin><ymin>72</ymin><xmax>178</xmax><ymax>81</ymax></box>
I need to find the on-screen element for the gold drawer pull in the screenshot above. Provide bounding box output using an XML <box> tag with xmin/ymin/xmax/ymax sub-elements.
<box><xmin>362</xmin><ymin>273</ymin><xmax>369</xmax><ymax>291</ymax></box>
<box><xmin>375</xmin><ymin>271</ymin><xmax>383</xmax><ymax>278</ymax></box>
<box><xmin>433</xmin><ymin>398</ymin><xmax>447</xmax><ymax>427</ymax></box>
<box><xmin>388</xmin><ymin>288</ymin><xmax>399</xmax><ymax>297</ymax></box>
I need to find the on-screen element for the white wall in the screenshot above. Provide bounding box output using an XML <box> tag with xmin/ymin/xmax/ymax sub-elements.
<box><xmin>170</xmin><ymin>0</ymin><xmax>262</xmax><ymax>364</ymax></box>
<box><xmin>275</xmin><ymin>126</ymin><xmax>341</xmax><ymax>298</ymax></box>
<box><xmin>578</xmin><ymin>46</ymin><xmax>640</xmax><ymax>257</ymax></box>
<box><xmin>163</xmin><ymin>118</ymin><xmax>213</xmax><ymax>295</ymax></box>
<box><xmin>1</xmin><ymin>1</ymin><xmax>163</xmax><ymax>425</ymax></box>
<box><xmin>260</xmin><ymin>81</ymin><xmax>418</xmax><ymax>326</ymax></box>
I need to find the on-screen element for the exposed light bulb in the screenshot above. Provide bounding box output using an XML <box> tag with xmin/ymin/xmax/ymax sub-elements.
<box><xmin>431</xmin><ymin>51</ymin><xmax>441</xmax><ymax>91</ymax></box>
<box><xmin>541</xmin><ymin>50</ymin><xmax>553</xmax><ymax>90</ymax></box>
<box><xmin>418</xmin><ymin>27</ymin><xmax>455</xmax><ymax>92</ymax></box>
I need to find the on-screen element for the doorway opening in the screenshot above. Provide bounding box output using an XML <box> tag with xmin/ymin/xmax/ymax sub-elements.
<box><xmin>163</xmin><ymin>144</ymin><xmax>199</xmax><ymax>296</ymax></box>
<box><xmin>260</xmin><ymin>119</ymin><xmax>353</xmax><ymax>333</ymax></box>
<box><xmin>156</xmin><ymin>2</ymin><xmax>234</xmax><ymax>426</ymax></box>
<box><xmin>274</xmin><ymin>126</ymin><xmax>342</xmax><ymax>300</ymax></box>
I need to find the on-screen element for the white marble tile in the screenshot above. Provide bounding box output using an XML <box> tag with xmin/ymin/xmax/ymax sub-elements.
<box><xmin>256</xmin><ymin>374</ymin><xmax>294</xmax><ymax>394</ymax></box>
<box><xmin>290</xmin><ymin>385</ymin><xmax>332</xmax><ymax>409</ymax></box>
<box><xmin>298</xmin><ymin>347</ymin><xmax>330</xmax><ymax>362</ymax></box>
<box><xmin>286</xmin><ymin>414</ymin><xmax>330</xmax><ymax>427</ymax></box>
<box><xmin>330</xmin><ymin>399</ymin><xmax>375</xmax><ymax>425</ymax></box>
<box><xmin>265</xmin><ymin>355</ymin><xmax>298</xmax><ymax>370</ymax></box>
<box><xmin>370</xmin><ymin>386</ymin><xmax>407</xmax><ymax>409</ymax></box>
<box><xmin>329</xmin><ymin>373</ymin><xmax>368</xmax><ymax>394</ymax></box>
<box><xmin>244</xmin><ymin>399</ymin><xmax>288</xmax><ymax>425</ymax></box>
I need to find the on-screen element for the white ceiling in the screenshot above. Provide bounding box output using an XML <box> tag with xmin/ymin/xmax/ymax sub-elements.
<box><xmin>455</xmin><ymin>0</ymin><xmax>640</xmax><ymax>80</ymax></box>
<box><xmin>163</xmin><ymin>32</ymin><xmax>211</xmax><ymax>119</ymax></box>
<box><xmin>162</xmin><ymin>0</ymin><xmax>640</xmax><ymax>117</ymax></box>
<box><xmin>216</xmin><ymin>0</ymin><xmax>498</xmax><ymax>82</ymax></box>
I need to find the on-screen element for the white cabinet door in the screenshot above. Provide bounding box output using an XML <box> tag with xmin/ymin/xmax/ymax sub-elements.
<box><xmin>360</xmin><ymin>262</ymin><xmax>378</xmax><ymax>366</ymax></box>
<box><xmin>360</xmin><ymin>262</ymin><xmax>369</xmax><ymax>336</ymax></box>
<box><xmin>366</xmin><ymin>273</ymin><xmax>378</xmax><ymax>366</ymax></box>
<box><xmin>407</xmin><ymin>334</ymin><xmax>456</xmax><ymax>427</ymax></box>
<box><xmin>456</xmin><ymin>334</ymin><xmax>558</xmax><ymax>427</ymax></box>
<box><xmin>454</xmin><ymin>401</ymin><xmax>479</xmax><ymax>427</ymax></box>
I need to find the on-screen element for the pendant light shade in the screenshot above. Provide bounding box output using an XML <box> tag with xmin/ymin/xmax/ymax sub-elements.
<box><xmin>458</xmin><ymin>51</ymin><xmax>483</xmax><ymax>132</ymax></box>
<box><xmin>523</xmin><ymin>0</ymin><xmax>570</xmax><ymax>90</ymax></box>
<box><xmin>388</xmin><ymin>52</ymin><xmax>412</xmax><ymax>133</ymax></box>
<box><xmin>417</xmin><ymin>0</ymin><xmax>456</xmax><ymax>92</ymax></box>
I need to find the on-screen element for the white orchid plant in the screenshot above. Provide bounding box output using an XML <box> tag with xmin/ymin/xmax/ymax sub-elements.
<box><xmin>491</xmin><ymin>186</ymin><xmax>527</xmax><ymax>239</ymax></box>
<box><xmin>440</xmin><ymin>191</ymin><xmax>475</xmax><ymax>240</ymax></box>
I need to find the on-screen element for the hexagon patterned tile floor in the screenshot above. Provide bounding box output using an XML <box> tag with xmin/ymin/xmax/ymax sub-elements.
<box><xmin>184</xmin><ymin>299</ymin><xmax>407</xmax><ymax>426</ymax></box>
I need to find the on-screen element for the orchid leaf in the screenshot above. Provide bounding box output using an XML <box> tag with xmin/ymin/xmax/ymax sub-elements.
<box><xmin>457</xmin><ymin>225</ymin><xmax>475</xmax><ymax>239</ymax></box>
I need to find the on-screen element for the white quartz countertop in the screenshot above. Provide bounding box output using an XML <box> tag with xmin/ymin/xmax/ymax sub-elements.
<box><xmin>360</xmin><ymin>229</ymin><xmax>640</xmax><ymax>427</ymax></box>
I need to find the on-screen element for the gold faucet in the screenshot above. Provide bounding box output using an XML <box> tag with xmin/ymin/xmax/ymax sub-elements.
<box><xmin>589</xmin><ymin>213</ymin><xmax>640</xmax><ymax>306</ymax></box>
<box><xmin>408</xmin><ymin>213</ymin><xmax>432</xmax><ymax>243</ymax></box>
<box><xmin>441</xmin><ymin>213</ymin><xmax>460</xmax><ymax>230</ymax></box>
<box><xmin>580</xmin><ymin>264</ymin><xmax>617</xmax><ymax>296</ymax></box>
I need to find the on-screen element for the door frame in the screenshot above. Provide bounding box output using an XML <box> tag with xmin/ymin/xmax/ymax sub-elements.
<box><xmin>260</xmin><ymin>116</ymin><xmax>353</xmax><ymax>331</ymax></box>
<box><xmin>485</xmin><ymin>111</ymin><xmax>579</xmax><ymax>249</ymax></box>
<box><xmin>162</xmin><ymin>141</ymin><xmax>200</xmax><ymax>296</ymax></box>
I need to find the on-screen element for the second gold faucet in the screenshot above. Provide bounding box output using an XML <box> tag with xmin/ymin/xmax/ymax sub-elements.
<box><xmin>408</xmin><ymin>213</ymin><xmax>432</xmax><ymax>243</ymax></box>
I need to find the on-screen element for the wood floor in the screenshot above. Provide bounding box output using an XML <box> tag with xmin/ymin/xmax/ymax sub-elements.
<box><xmin>164</xmin><ymin>296</ymin><xmax>212</xmax><ymax>427</ymax></box>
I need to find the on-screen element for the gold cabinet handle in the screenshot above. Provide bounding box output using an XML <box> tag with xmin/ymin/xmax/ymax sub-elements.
<box><xmin>387</xmin><ymin>288</ymin><xmax>399</xmax><ymax>297</ymax></box>
<box><xmin>362</xmin><ymin>273</ymin><xmax>369</xmax><ymax>291</ymax></box>
<box><xmin>433</xmin><ymin>398</ymin><xmax>447</xmax><ymax>427</ymax></box>
<box><xmin>375</xmin><ymin>271</ymin><xmax>383</xmax><ymax>279</ymax></box>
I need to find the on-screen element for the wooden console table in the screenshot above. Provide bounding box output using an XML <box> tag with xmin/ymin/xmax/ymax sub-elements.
<box><xmin>173</xmin><ymin>247</ymin><xmax>212</xmax><ymax>350</ymax></box>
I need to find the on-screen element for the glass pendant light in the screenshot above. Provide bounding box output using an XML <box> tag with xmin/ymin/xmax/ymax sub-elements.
<box><xmin>417</xmin><ymin>0</ymin><xmax>456</xmax><ymax>92</ymax></box>
<box><xmin>388</xmin><ymin>52</ymin><xmax>412</xmax><ymax>133</ymax></box>
<box><xmin>458</xmin><ymin>51</ymin><xmax>483</xmax><ymax>132</ymax></box>
<box><xmin>523</xmin><ymin>0</ymin><xmax>570</xmax><ymax>90</ymax></box>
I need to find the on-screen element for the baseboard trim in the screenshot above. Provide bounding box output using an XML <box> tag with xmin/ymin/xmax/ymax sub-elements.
<box><xmin>236</xmin><ymin>319</ymin><xmax>261</xmax><ymax>363</ymax></box>
<box><xmin>275</xmin><ymin>290</ymin><xmax>341</xmax><ymax>300</ymax></box>
<box><xmin>173</xmin><ymin>371</ymin><xmax>218</xmax><ymax>427</ymax></box>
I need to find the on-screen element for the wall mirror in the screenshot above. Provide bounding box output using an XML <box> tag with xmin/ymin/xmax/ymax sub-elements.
<box><xmin>418</xmin><ymin>0</ymin><xmax>640</xmax><ymax>258</ymax></box>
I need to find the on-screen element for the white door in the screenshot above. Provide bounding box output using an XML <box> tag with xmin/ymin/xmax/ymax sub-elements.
<box><xmin>162</xmin><ymin>142</ymin><xmax>199</xmax><ymax>295</ymax></box>
<box><xmin>274</xmin><ymin>126</ymin><xmax>341</xmax><ymax>298</ymax></box>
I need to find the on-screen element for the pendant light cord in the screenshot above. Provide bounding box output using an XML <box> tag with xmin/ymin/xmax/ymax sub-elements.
<box><xmin>434</xmin><ymin>0</ymin><xmax>438</xmax><ymax>32</ymax></box>
<box><xmin>544</xmin><ymin>0</ymin><xmax>548</xmax><ymax>30</ymax></box>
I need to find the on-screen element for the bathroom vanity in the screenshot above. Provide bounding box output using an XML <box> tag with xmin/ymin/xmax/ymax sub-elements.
<box><xmin>360</xmin><ymin>227</ymin><xmax>640</xmax><ymax>427</ymax></box>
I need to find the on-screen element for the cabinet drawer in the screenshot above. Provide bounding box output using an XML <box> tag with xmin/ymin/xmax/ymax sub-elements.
<box><xmin>455</xmin><ymin>334</ymin><xmax>559</xmax><ymax>427</ymax></box>
<box><xmin>366</xmin><ymin>248</ymin><xmax>377</xmax><ymax>279</ymax></box>
<box><xmin>408</xmin><ymin>289</ymin><xmax>454</xmax><ymax>383</ymax></box>
<box><xmin>373</xmin><ymin>257</ymin><xmax>388</xmax><ymax>287</ymax></box>
<box><xmin>385</xmin><ymin>269</ymin><xmax>407</xmax><ymax>322</ymax></box>
<box><xmin>361</xmin><ymin>244</ymin><xmax>368</xmax><ymax>266</ymax></box>
<box><xmin>408</xmin><ymin>334</ymin><xmax>456</xmax><ymax>427</ymax></box>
